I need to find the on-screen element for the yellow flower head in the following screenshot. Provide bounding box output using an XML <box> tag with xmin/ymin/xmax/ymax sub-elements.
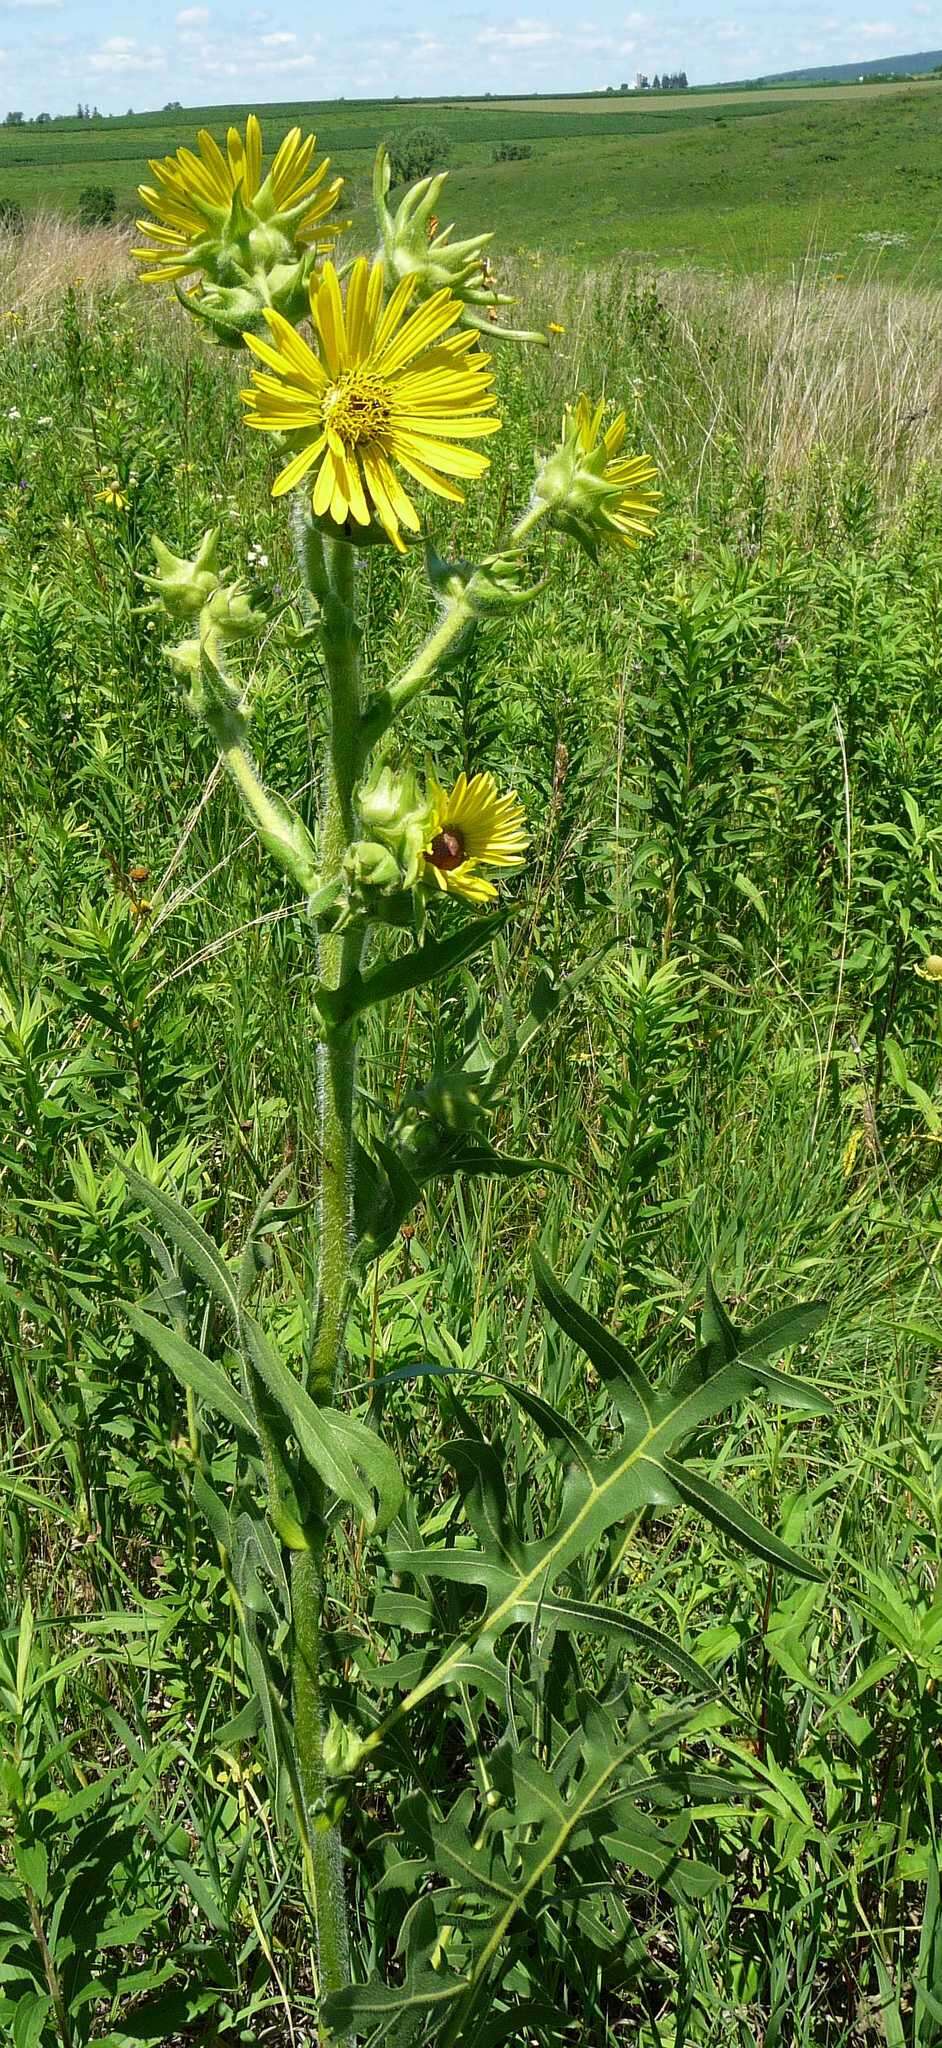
<box><xmin>134</xmin><ymin>115</ymin><xmax>344</xmax><ymax>285</ymax></box>
<box><xmin>422</xmin><ymin>772</ymin><xmax>528</xmax><ymax>905</ymax></box>
<box><xmin>95</xmin><ymin>482</ymin><xmax>129</xmax><ymax>511</ymax></box>
<box><xmin>241</xmin><ymin>256</ymin><xmax>501</xmax><ymax>551</ymax></box>
<box><xmin>535</xmin><ymin>394</ymin><xmax>660</xmax><ymax>558</ymax></box>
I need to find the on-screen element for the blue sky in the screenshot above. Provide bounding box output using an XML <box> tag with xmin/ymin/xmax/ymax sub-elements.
<box><xmin>0</xmin><ymin>1</ymin><xmax>938</xmax><ymax>117</ymax></box>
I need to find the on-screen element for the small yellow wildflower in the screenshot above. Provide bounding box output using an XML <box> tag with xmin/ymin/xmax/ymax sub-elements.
<box><xmin>916</xmin><ymin>954</ymin><xmax>942</xmax><ymax>981</ymax></box>
<box><xmin>95</xmin><ymin>482</ymin><xmax>129</xmax><ymax>511</ymax></box>
<box><xmin>548</xmin><ymin>321</ymin><xmax>565</xmax><ymax>336</ymax></box>
<box><xmin>242</xmin><ymin>256</ymin><xmax>500</xmax><ymax>550</ymax></box>
<box><xmin>422</xmin><ymin>772</ymin><xmax>528</xmax><ymax>905</ymax></box>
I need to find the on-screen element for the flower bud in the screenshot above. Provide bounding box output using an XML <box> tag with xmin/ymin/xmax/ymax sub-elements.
<box><xmin>141</xmin><ymin>529</ymin><xmax>221</xmax><ymax>620</ymax></box>
<box><xmin>343</xmin><ymin>840</ymin><xmax>404</xmax><ymax>896</ymax></box>
<box><xmin>417</xmin><ymin>1066</ymin><xmax>496</xmax><ymax>1133</ymax></box>
<box><xmin>373</xmin><ymin>146</ymin><xmax>545</xmax><ymax>344</ymax></box>
<box><xmin>323</xmin><ymin>1709</ymin><xmax>365</xmax><ymax>1780</ymax></box>
<box><xmin>352</xmin><ymin>761</ymin><xmax>434</xmax><ymax>893</ymax></box>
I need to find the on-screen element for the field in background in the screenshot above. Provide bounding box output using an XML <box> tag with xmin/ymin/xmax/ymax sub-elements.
<box><xmin>2</xmin><ymin>228</ymin><xmax>942</xmax><ymax>2039</ymax></box>
<box><xmin>1</xmin><ymin>76</ymin><xmax>942</xmax><ymax>277</ymax></box>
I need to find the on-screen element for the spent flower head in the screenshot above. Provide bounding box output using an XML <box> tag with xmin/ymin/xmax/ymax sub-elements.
<box><xmin>134</xmin><ymin>115</ymin><xmax>345</xmax><ymax>343</ymax></box>
<box><xmin>242</xmin><ymin>256</ymin><xmax>500</xmax><ymax>551</ymax></box>
<box><xmin>534</xmin><ymin>395</ymin><xmax>660</xmax><ymax>559</ymax></box>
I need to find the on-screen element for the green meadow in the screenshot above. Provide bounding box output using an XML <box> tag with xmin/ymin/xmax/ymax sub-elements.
<box><xmin>1</xmin><ymin>75</ymin><xmax>942</xmax><ymax>277</ymax></box>
<box><xmin>2</xmin><ymin>88</ymin><xmax>942</xmax><ymax>2048</ymax></box>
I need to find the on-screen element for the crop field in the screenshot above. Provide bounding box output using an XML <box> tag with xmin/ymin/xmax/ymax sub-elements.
<box><xmin>1</xmin><ymin>75</ymin><xmax>942</xmax><ymax>276</ymax></box>
<box><xmin>2</xmin><ymin>106</ymin><xmax>942</xmax><ymax>2048</ymax></box>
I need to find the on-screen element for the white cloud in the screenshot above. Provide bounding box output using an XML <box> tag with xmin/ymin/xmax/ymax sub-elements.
<box><xmin>477</xmin><ymin>16</ymin><xmax>560</xmax><ymax>51</ymax></box>
<box><xmin>852</xmin><ymin>18</ymin><xmax>900</xmax><ymax>35</ymax></box>
<box><xmin>88</xmin><ymin>35</ymin><xmax>167</xmax><ymax>73</ymax></box>
<box><xmin>257</xmin><ymin>48</ymin><xmax>317</xmax><ymax>68</ymax></box>
<box><xmin>1</xmin><ymin>0</ymin><xmax>61</xmax><ymax>10</ymax></box>
<box><xmin>260</xmin><ymin>28</ymin><xmax>296</xmax><ymax>42</ymax></box>
<box><xmin>175</xmin><ymin>6</ymin><xmax>209</xmax><ymax>24</ymax></box>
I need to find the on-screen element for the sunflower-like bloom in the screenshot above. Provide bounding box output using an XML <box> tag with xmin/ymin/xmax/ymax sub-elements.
<box><xmin>422</xmin><ymin>772</ymin><xmax>528</xmax><ymax>905</ymax></box>
<box><xmin>241</xmin><ymin>256</ymin><xmax>501</xmax><ymax>550</ymax></box>
<box><xmin>135</xmin><ymin>116</ymin><xmax>343</xmax><ymax>283</ymax></box>
<box><xmin>534</xmin><ymin>395</ymin><xmax>660</xmax><ymax>558</ymax></box>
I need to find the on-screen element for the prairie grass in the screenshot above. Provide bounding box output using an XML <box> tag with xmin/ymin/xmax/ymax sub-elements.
<box><xmin>0</xmin><ymin>212</ymin><xmax>132</xmax><ymax>318</ymax></box>
<box><xmin>0</xmin><ymin>245</ymin><xmax>941</xmax><ymax>2045</ymax></box>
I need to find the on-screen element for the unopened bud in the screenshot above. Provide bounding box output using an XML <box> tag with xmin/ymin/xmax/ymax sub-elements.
<box><xmin>141</xmin><ymin>529</ymin><xmax>221</xmax><ymax>620</ymax></box>
<box><xmin>373</xmin><ymin>145</ymin><xmax>545</xmax><ymax>344</ymax></box>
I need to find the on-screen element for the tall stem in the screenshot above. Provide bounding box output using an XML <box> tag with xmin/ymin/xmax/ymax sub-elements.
<box><xmin>290</xmin><ymin>518</ymin><xmax>362</xmax><ymax>2039</ymax></box>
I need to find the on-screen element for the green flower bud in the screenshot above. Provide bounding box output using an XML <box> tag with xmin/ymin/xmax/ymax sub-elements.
<box><xmin>322</xmin><ymin>1709</ymin><xmax>365</xmax><ymax>1780</ymax></box>
<box><xmin>203</xmin><ymin>580</ymin><xmax>266</xmax><ymax>642</ymax></box>
<box><xmin>177</xmin><ymin>253</ymin><xmax>318</xmax><ymax>348</ymax></box>
<box><xmin>141</xmin><ymin>529</ymin><xmax>221</xmax><ymax>620</ymax></box>
<box><xmin>426</xmin><ymin>543</ymin><xmax>546</xmax><ymax>618</ymax></box>
<box><xmin>373</xmin><ymin>145</ymin><xmax>545</xmax><ymax>344</ymax></box>
<box><xmin>417</xmin><ymin>1066</ymin><xmax>496</xmax><ymax>1133</ymax></box>
<box><xmin>343</xmin><ymin>840</ymin><xmax>404</xmax><ymax>896</ymax></box>
<box><xmin>352</xmin><ymin>760</ymin><xmax>434</xmax><ymax>893</ymax></box>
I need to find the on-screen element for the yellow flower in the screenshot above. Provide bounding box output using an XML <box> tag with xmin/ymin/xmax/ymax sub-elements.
<box><xmin>134</xmin><ymin>115</ymin><xmax>343</xmax><ymax>284</ymax></box>
<box><xmin>916</xmin><ymin>954</ymin><xmax>942</xmax><ymax>981</ymax></box>
<box><xmin>422</xmin><ymin>772</ymin><xmax>528</xmax><ymax>905</ymax></box>
<box><xmin>548</xmin><ymin>321</ymin><xmax>565</xmax><ymax>335</ymax></box>
<box><xmin>242</xmin><ymin>256</ymin><xmax>501</xmax><ymax>551</ymax></box>
<box><xmin>94</xmin><ymin>482</ymin><xmax>129</xmax><ymax>511</ymax></box>
<box><xmin>535</xmin><ymin>394</ymin><xmax>660</xmax><ymax>557</ymax></box>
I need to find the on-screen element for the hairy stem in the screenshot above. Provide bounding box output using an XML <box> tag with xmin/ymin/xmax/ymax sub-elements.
<box><xmin>291</xmin><ymin>518</ymin><xmax>363</xmax><ymax>2039</ymax></box>
<box><xmin>360</xmin><ymin>495</ymin><xmax>550</xmax><ymax>746</ymax></box>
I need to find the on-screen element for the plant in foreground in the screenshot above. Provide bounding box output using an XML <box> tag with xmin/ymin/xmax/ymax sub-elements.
<box><xmin>119</xmin><ymin>112</ymin><xmax>827</xmax><ymax>2046</ymax></box>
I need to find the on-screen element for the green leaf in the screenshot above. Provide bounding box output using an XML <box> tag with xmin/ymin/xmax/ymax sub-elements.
<box><xmin>324</xmin><ymin>1970</ymin><xmax>470</xmax><ymax>2028</ymax></box>
<box><xmin>14</xmin><ymin>1840</ymin><xmax>48</xmax><ymax>1903</ymax></box>
<box><xmin>318</xmin><ymin>909</ymin><xmax>511</xmax><ymax>1029</ymax></box>
<box><xmin>513</xmin><ymin>1593</ymin><xmax>719</xmax><ymax>1695</ymax></box>
<box><xmin>378</xmin><ymin>1254</ymin><xmax>823</xmax><ymax>1736</ymax></box>
<box><xmin>124</xmin><ymin>1305</ymin><xmax>256</xmax><ymax>1438</ymax></box>
<box><xmin>533</xmin><ymin>1244</ymin><xmax>657</xmax><ymax>1428</ymax></box>
<box><xmin>664</xmin><ymin>1457</ymin><xmax>823</xmax><ymax>1580</ymax></box>
<box><xmin>238</xmin><ymin>1308</ymin><xmax>403</xmax><ymax>1532</ymax></box>
<box><xmin>121</xmin><ymin>1164</ymin><xmax>238</xmax><ymax>1317</ymax></box>
<box><xmin>737</xmin><ymin>1299</ymin><xmax>828</xmax><ymax>1364</ymax></box>
<box><xmin>733</xmin><ymin>868</ymin><xmax>768</xmax><ymax>921</ymax></box>
<box><xmin>12</xmin><ymin>1992</ymin><xmax>52</xmax><ymax>2048</ymax></box>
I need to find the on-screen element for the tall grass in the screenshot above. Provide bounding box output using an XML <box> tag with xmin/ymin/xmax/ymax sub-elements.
<box><xmin>0</xmin><ymin>213</ymin><xmax>132</xmax><ymax>318</ymax></box>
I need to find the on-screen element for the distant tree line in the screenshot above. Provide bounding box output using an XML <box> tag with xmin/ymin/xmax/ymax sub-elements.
<box><xmin>630</xmin><ymin>72</ymin><xmax>689</xmax><ymax>91</ymax></box>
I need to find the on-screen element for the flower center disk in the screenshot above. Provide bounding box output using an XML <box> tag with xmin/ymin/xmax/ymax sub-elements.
<box><xmin>429</xmin><ymin>828</ymin><xmax>465</xmax><ymax>872</ymax></box>
<box><xmin>322</xmin><ymin>371</ymin><xmax>393</xmax><ymax>450</ymax></box>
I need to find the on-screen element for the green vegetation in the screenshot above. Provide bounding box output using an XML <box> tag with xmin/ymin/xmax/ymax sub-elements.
<box><xmin>1</xmin><ymin>75</ymin><xmax>942</xmax><ymax>277</ymax></box>
<box><xmin>1</xmin><ymin>210</ymin><xmax>942</xmax><ymax>2040</ymax></box>
<box><xmin>77</xmin><ymin>183</ymin><xmax>117</xmax><ymax>228</ymax></box>
<box><xmin>386</xmin><ymin>124</ymin><xmax>452</xmax><ymax>187</ymax></box>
